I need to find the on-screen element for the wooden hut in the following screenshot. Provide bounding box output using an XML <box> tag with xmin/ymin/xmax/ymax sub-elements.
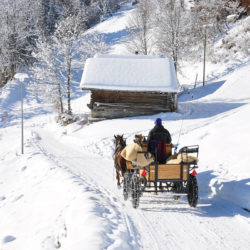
<box><xmin>80</xmin><ymin>54</ymin><xmax>179</xmax><ymax>119</ymax></box>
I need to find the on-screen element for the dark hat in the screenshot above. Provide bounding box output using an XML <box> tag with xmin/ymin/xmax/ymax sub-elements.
<box><xmin>155</xmin><ymin>118</ymin><xmax>162</xmax><ymax>125</ymax></box>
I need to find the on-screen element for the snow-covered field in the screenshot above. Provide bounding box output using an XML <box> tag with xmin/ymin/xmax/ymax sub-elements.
<box><xmin>1</xmin><ymin>3</ymin><xmax>250</xmax><ymax>250</ymax></box>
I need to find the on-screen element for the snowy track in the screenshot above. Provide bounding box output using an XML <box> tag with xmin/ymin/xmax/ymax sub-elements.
<box><xmin>28</xmin><ymin>127</ymin><xmax>250</xmax><ymax>250</ymax></box>
<box><xmin>29</xmin><ymin>129</ymin><xmax>142</xmax><ymax>249</ymax></box>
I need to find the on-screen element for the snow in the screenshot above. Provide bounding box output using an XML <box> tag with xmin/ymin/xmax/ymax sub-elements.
<box><xmin>80</xmin><ymin>55</ymin><xmax>179</xmax><ymax>92</ymax></box>
<box><xmin>94</xmin><ymin>54</ymin><xmax>163</xmax><ymax>59</ymax></box>
<box><xmin>14</xmin><ymin>73</ymin><xmax>29</xmax><ymax>82</ymax></box>
<box><xmin>1</xmin><ymin>3</ymin><xmax>250</xmax><ymax>250</ymax></box>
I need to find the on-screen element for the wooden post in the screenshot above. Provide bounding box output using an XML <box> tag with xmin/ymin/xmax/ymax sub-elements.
<box><xmin>194</xmin><ymin>73</ymin><xmax>198</xmax><ymax>88</ymax></box>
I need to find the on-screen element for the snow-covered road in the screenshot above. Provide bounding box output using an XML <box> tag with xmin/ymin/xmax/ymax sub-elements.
<box><xmin>22</xmin><ymin>123</ymin><xmax>250</xmax><ymax>250</ymax></box>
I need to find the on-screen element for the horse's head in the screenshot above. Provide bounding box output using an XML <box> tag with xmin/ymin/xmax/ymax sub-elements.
<box><xmin>134</xmin><ymin>134</ymin><xmax>143</xmax><ymax>146</ymax></box>
<box><xmin>114</xmin><ymin>134</ymin><xmax>126</xmax><ymax>148</ymax></box>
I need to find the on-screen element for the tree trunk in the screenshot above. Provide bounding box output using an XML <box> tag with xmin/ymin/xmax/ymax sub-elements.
<box><xmin>66</xmin><ymin>48</ymin><xmax>72</xmax><ymax>115</ymax></box>
<box><xmin>57</xmin><ymin>80</ymin><xmax>64</xmax><ymax>115</ymax></box>
<box><xmin>53</xmin><ymin>67</ymin><xmax>64</xmax><ymax>115</ymax></box>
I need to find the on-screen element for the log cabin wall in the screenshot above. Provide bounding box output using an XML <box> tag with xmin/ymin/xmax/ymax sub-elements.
<box><xmin>87</xmin><ymin>90</ymin><xmax>177</xmax><ymax>119</ymax></box>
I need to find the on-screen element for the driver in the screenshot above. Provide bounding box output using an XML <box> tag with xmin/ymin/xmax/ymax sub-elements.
<box><xmin>147</xmin><ymin>118</ymin><xmax>172</xmax><ymax>163</ymax></box>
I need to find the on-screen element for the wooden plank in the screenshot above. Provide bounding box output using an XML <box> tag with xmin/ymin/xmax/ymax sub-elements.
<box><xmin>147</xmin><ymin>164</ymin><xmax>181</xmax><ymax>181</ymax></box>
<box><xmin>147</xmin><ymin>165</ymin><xmax>155</xmax><ymax>181</ymax></box>
<box><xmin>158</xmin><ymin>164</ymin><xmax>181</xmax><ymax>179</ymax></box>
<box><xmin>90</xmin><ymin>90</ymin><xmax>175</xmax><ymax>106</ymax></box>
<box><xmin>146</xmin><ymin>164</ymin><xmax>189</xmax><ymax>181</ymax></box>
<box><xmin>93</xmin><ymin>102</ymin><xmax>171</xmax><ymax>110</ymax></box>
<box><xmin>183</xmin><ymin>164</ymin><xmax>189</xmax><ymax>181</ymax></box>
<box><xmin>91</xmin><ymin>106</ymin><xmax>172</xmax><ymax>119</ymax></box>
<box><xmin>88</xmin><ymin>90</ymin><xmax>177</xmax><ymax>118</ymax></box>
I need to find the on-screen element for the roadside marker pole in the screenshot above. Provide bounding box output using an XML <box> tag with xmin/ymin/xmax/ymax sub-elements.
<box><xmin>15</xmin><ymin>73</ymin><xmax>28</xmax><ymax>155</ymax></box>
<box><xmin>21</xmin><ymin>80</ymin><xmax>24</xmax><ymax>154</ymax></box>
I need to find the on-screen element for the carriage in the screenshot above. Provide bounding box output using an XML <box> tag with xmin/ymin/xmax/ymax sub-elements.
<box><xmin>121</xmin><ymin>137</ymin><xmax>199</xmax><ymax>209</ymax></box>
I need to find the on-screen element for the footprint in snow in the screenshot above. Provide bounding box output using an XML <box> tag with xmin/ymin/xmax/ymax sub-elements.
<box><xmin>2</xmin><ymin>235</ymin><xmax>16</xmax><ymax>244</ymax></box>
<box><xmin>0</xmin><ymin>196</ymin><xmax>6</xmax><ymax>201</ymax></box>
<box><xmin>21</xmin><ymin>166</ymin><xmax>27</xmax><ymax>171</ymax></box>
<box><xmin>12</xmin><ymin>194</ymin><xmax>24</xmax><ymax>202</ymax></box>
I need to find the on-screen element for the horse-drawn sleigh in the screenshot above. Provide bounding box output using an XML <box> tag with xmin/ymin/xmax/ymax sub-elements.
<box><xmin>114</xmin><ymin>134</ymin><xmax>199</xmax><ymax>209</ymax></box>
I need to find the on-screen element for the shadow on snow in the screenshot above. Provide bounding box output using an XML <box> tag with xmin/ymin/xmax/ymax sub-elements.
<box><xmin>139</xmin><ymin>170</ymin><xmax>250</xmax><ymax>219</ymax></box>
<box><xmin>121</xmin><ymin>101</ymin><xmax>246</xmax><ymax>123</ymax></box>
<box><xmin>178</xmin><ymin>80</ymin><xmax>226</xmax><ymax>102</ymax></box>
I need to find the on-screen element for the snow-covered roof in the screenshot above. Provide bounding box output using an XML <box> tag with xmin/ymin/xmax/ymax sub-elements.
<box><xmin>80</xmin><ymin>54</ymin><xmax>179</xmax><ymax>92</ymax></box>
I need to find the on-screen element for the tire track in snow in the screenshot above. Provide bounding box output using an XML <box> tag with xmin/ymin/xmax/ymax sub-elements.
<box><xmin>29</xmin><ymin>127</ymin><xmax>250</xmax><ymax>250</ymax></box>
<box><xmin>29</xmin><ymin>129</ymin><xmax>143</xmax><ymax>249</ymax></box>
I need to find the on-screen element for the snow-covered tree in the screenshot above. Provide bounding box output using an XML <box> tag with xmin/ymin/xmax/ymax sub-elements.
<box><xmin>0</xmin><ymin>0</ymin><xmax>119</xmax><ymax>88</ymax></box>
<box><xmin>125</xmin><ymin>0</ymin><xmax>154</xmax><ymax>55</ymax></box>
<box><xmin>32</xmin><ymin>37</ymin><xmax>65</xmax><ymax>116</ymax></box>
<box><xmin>53</xmin><ymin>14</ymin><xmax>87</xmax><ymax>115</ymax></box>
<box><xmin>99</xmin><ymin>0</ymin><xmax>121</xmax><ymax>20</ymax></box>
<box><xmin>153</xmin><ymin>0</ymin><xmax>191</xmax><ymax>72</ymax></box>
<box><xmin>80</xmin><ymin>31</ymin><xmax>108</xmax><ymax>58</ymax></box>
<box><xmin>0</xmin><ymin>0</ymin><xmax>37</xmax><ymax>85</ymax></box>
<box><xmin>32</xmin><ymin>13</ymin><xmax>107</xmax><ymax>120</ymax></box>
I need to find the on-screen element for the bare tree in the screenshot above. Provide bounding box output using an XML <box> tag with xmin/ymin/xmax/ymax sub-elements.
<box><xmin>53</xmin><ymin>14</ymin><xmax>86</xmax><ymax>115</ymax></box>
<box><xmin>0</xmin><ymin>0</ymin><xmax>37</xmax><ymax>85</ymax></box>
<box><xmin>32</xmin><ymin>15</ymin><xmax>107</xmax><ymax>121</ymax></box>
<box><xmin>153</xmin><ymin>0</ymin><xmax>191</xmax><ymax>72</ymax></box>
<box><xmin>125</xmin><ymin>0</ymin><xmax>154</xmax><ymax>55</ymax></box>
<box><xmin>32</xmin><ymin>37</ymin><xmax>65</xmax><ymax>116</ymax></box>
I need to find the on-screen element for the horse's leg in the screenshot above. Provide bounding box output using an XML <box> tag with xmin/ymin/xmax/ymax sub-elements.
<box><xmin>114</xmin><ymin>161</ymin><xmax>120</xmax><ymax>187</ymax></box>
<box><xmin>116</xmin><ymin>169</ymin><xmax>121</xmax><ymax>188</ymax></box>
